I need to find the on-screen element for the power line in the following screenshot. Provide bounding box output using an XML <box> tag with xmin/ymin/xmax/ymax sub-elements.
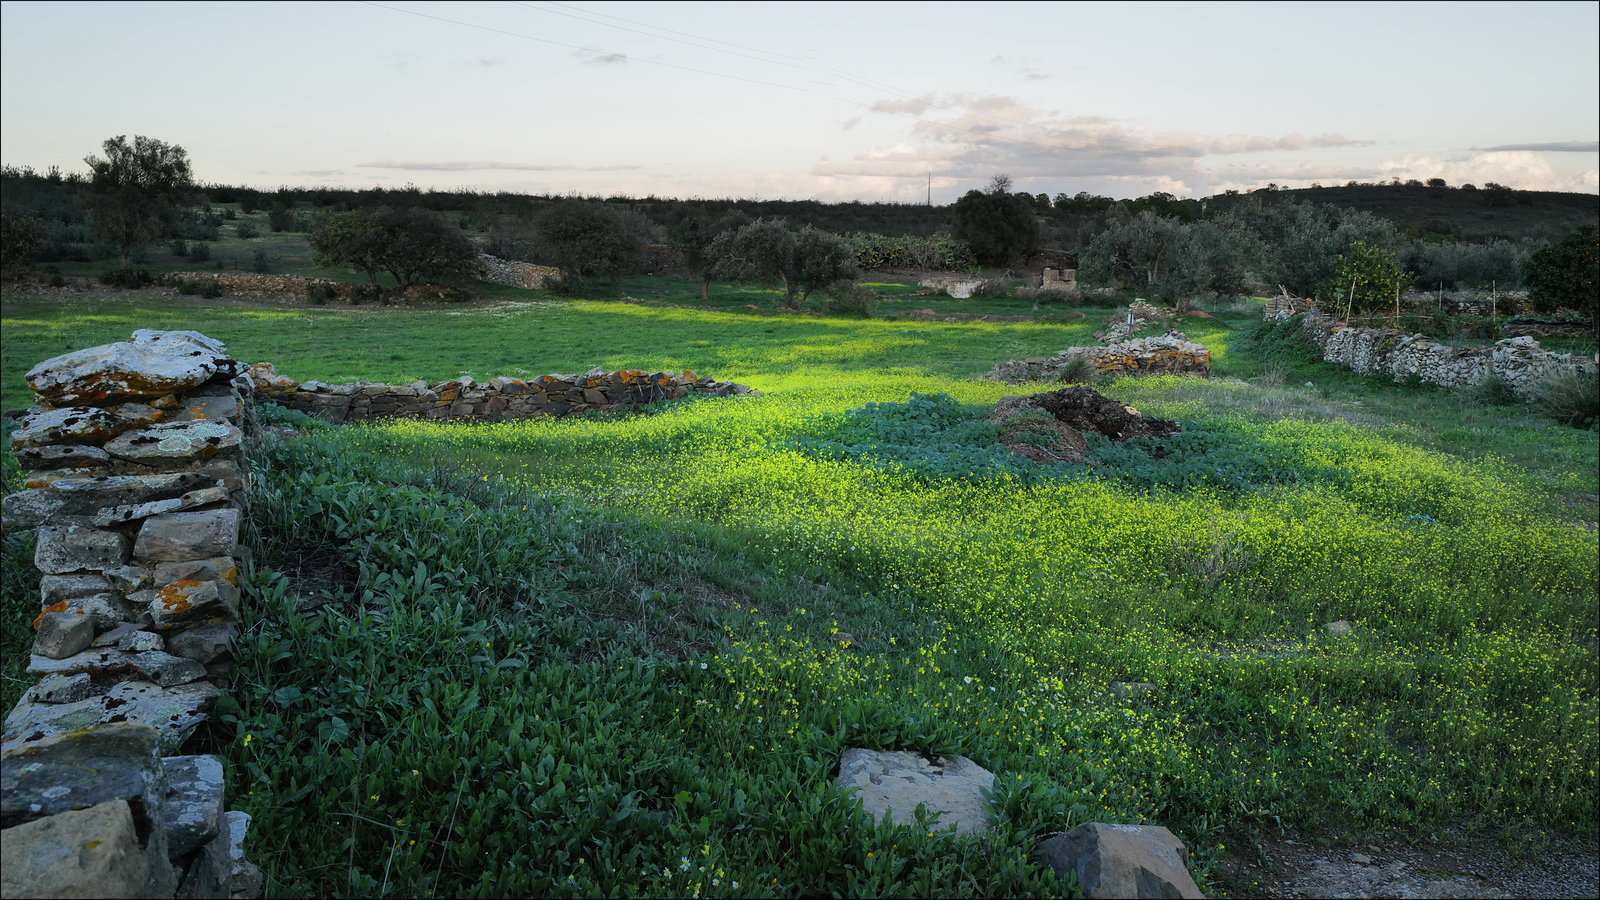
<box><xmin>514</xmin><ymin>1</ymin><xmax>809</xmax><ymax>69</ymax></box>
<box><xmin>358</xmin><ymin>1</ymin><xmax>810</xmax><ymax>92</ymax></box>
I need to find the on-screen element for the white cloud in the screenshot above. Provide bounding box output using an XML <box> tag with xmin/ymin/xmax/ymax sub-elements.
<box><xmin>1378</xmin><ymin>151</ymin><xmax>1595</xmax><ymax>191</ymax></box>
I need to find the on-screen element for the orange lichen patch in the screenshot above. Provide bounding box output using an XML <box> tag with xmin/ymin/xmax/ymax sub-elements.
<box><xmin>656</xmin><ymin>375</ymin><xmax>671</xmax><ymax>386</ymax></box>
<box><xmin>681</xmin><ymin>370</ymin><xmax>696</xmax><ymax>380</ymax></box>
<box><xmin>32</xmin><ymin>600</ymin><xmax>71</xmax><ymax>630</ymax></box>
<box><xmin>155</xmin><ymin>580</ymin><xmax>206</xmax><ymax>614</ymax></box>
<box><xmin>223</xmin><ymin>565</ymin><xmax>238</xmax><ymax>586</ymax></box>
<box><xmin>540</xmin><ymin>375</ymin><xmax>556</xmax><ymax>384</ymax></box>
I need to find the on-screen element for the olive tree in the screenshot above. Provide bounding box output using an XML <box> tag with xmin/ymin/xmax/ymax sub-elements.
<box><xmin>310</xmin><ymin>206</ymin><xmax>480</xmax><ymax>290</ymax></box>
<box><xmin>533</xmin><ymin>201</ymin><xmax>643</xmax><ymax>292</ymax></box>
<box><xmin>708</xmin><ymin>218</ymin><xmax>858</xmax><ymax>308</ymax></box>
<box><xmin>81</xmin><ymin>135</ymin><xmax>194</xmax><ymax>269</ymax></box>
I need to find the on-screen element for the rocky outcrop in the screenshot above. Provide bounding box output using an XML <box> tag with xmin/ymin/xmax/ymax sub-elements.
<box><xmin>3</xmin><ymin>330</ymin><xmax>262</xmax><ymax>898</ymax></box>
<box><xmin>248</xmin><ymin>363</ymin><xmax>757</xmax><ymax>424</ymax></box>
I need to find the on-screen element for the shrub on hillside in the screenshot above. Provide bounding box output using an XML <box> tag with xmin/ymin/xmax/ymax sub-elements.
<box><xmin>310</xmin><ymin>206</ymin><xmax>481</xmax><ymax>290</ymax></box>
<box><xmin>235</xmin><ymin>222</ymin><xmax>259</xmax><ymax>240</ymax></box>
<box><xmin>1524</xmin><ymin>224</ymin><xmax>1599</xmax><ymax>324</ymax></box>
<box><xmin>1531</xmin><ymin>368</ymin><xmax>1600</xmax><ymax>430</ymax></box>
<box><xmin>188</xmin><ymin>241</ymin><xmax>210</xmax><ymax>262</ymax></box>
<box><xmin>532</xmin><ymin>201</ymin><xmax>643</xmax><ymax>293</ymax></box>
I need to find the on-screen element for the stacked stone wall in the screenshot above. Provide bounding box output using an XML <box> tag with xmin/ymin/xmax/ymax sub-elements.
<box><xmin>250</xmin><ymin>363</ymin><xmax>756</xmax><ymax>424</ymax></box>
<box><xmin>986</xmin><ymin>336</ymin><xmax>1211</xmax><ymax>384</ymax></box>
<box><xmin>2</xmin><ymin>330</ymin><xmax>262</xmax><ymax>898</ymax></box>
<box><xmin>1268</xmin><ymin>303</ymin><xmax>1597</xmax><ymax>395</ymax></box>
<box><xmin>157</xmin><ymin>271</ymin><xmax>373</xmax><ymax>300</ymax></box>
<box><xmin>478</xmin><ymin>255</ymin><xmax>561</xmax><ymax>290</ymax></box>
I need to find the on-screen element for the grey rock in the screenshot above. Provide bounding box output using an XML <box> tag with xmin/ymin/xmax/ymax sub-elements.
<box><xmin>103</xmin><ymin>420</ymin><xmax>242</xmax><ymax>465</ymax></box>
<box><xmin>161</xmin><ymin>755</ymin><xmax>224</xmax><ymax>859</ymax></box>
<box><xmin>173</xmin><ymin>385</ymin><xmax>242</xmax><ymax>424</ymax></box>
<box><xmin>0</xmin><ymin>800</ymin><xmax>147</xmax><ymax>900</ymax></box>
<box><xmin>25</xmin><ymin>329</ymin><xmax>235</xmax><ymax>407</ymax></box>
<box><xmin>195</xmin><ymin>458</ymin><xmax>247</xmax><ymax>493</ymax></box>
<box><xmin>45</xmin><ymin>593</ymin><xmax>135</xmax><ymax>632</ymax></box>
<box><xmin>153</xmin><ymin>556</ymin><xmax>237</xmax><ymax>588</ymax></box>
<box><xmin>134</xmin><ymin>509</ymin><xmax>240</xmax><ymax>563</ymax></box>
<box><xmin>117</xmin><ymin>630</ymin><xmax>164</xmax><ymax>653</ymax></box>
<box><xmin>25</xmin><ymin>647</ymin><xmax>204</xmax><ymax>688</ymax></box>
<box><xmin>223</xmin><ymin>810</ymin><xmax>263</xmax><ymax>898</ymax></box>
<box><xmin>836</xmin><ymin>748</ymin><xmax>995</xmax><ymax>836</ymax></box>
<box><xmin>34</xmin><ymin>611</ymin><xmax>95</xmax><ymax>660</ymax></box>
<box><xmin>92</xmin><ymin>496</ymin><xmax>187</xmax><ymax>528</ymax></box>
<box><xmin>24</xmin><ymin>673</ymin><xmax>94</xmax><ymax>705</ymax></box>
<box><xmin>0</xmin><ymin>722</ymin><xmax>167</xmax><ymax>830</ymax></box>
<box><xmin>35</xmin><ymin>524</ymin><xmax>129</xmax><ymax>575</ymax></box>
<box><xmin>15</xmin><ymin>443</ymin><xmax>113</xmax><ymax>470</ymax></box>
<box><xmin>1327</xmin><ymin>619</ymin><xmax>1353</xmax><ymax>637</ymax></box>
<box><xmin>104</xmin><ymin>565</ymin><xmax>153</xmax><ymax>593</ymax></box>
<box><xmin>5</xmin><ymin>472</ymin><xmax>212</xmax><ymax>530</ymax></box>
<box><xmin>166</xmin><ymin>624</ymin><xmax>235</xmax><ymax>667</ymax></box>
<box><xmin>3</xmin><ymin>680</ymin><xmax>217</xmax><ymax>757</ymax></box>
<box><xmin>92</xmin><ymin>622</ymin><xmax>147</xmax><ymax>650</ymax></box>
<box><xmin>137</xmin><ymin>580</ymin><xmax>239</xmax><ymax>632</ymax></box>
<box><xmin>8</xmin><ymin>406</ymin><xmax>128</xmax><ymax>450</ymax></box>
<box><xmin>40</xmin><ymin>573</ymin><xmax>112</xmax><ymax>604</ymax></box>
<box><xmin>1035</xmin><ymin>823</ymin><xmax>1203</xmax><ymax>899</ymax></box>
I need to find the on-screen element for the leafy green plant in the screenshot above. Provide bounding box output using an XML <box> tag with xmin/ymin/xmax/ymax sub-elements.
<box><xmin>187</xmin><ymin>241</ymin><xmax>210</xmax><ymax>262</ymax></box>
<box><xmin>1524</xmin><ymin>224</ymin><xmax>1599</xmax><ymax>326</ymax></box>
<box><xmin>1316</xmin><ymin>240</ymin><xmax>1412</xmax><ymax>316</ymax></box>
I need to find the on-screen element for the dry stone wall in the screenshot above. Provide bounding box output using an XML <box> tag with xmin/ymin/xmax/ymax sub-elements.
<box><xmin>1266</xmin><ymin>301</ymin><xmax>1597</xmax><ymax>396</ymax></box>
<box><xmin>2</xmin><ymin>330</ymin><xmax>262</xmax><ymax>899</ymax></box>
<box><xmin>249</xmin><ymin>363</ymin><xmax>756</xmax><ymax>424</ymax></box>
<box><xmin>987</xmin><ymin>301</ymin><xmax>1211</xmax><ymax>384</ymax></box>
<box><xmin>478</xmin><ymin>255</ymin><xmax>561</xmax><ymax>290</ymax></box>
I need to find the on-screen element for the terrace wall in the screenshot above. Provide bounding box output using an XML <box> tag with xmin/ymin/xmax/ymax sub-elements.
<box><xmin>1265</xmin><ymin>301</ymin><xmax>1597</xmax><ymax>396</ymax></box>
<box><xmin>248</xmin><ymin>364</ymin><xmax>756</xmax><ymax>424</ymax></box>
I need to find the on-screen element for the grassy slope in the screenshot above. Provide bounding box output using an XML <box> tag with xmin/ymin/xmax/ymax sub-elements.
<box><xmin>3</xmin><ymin>281</ymin><xmax>1596</xmax><ymax>899</ymax></box>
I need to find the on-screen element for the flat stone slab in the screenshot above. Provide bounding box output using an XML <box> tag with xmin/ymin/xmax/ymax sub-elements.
<box><xmin>4</xmin><ymin>680</ymin><xmax>218</xmax><ymax>756</ymax></box>
<box><xmin>836</xmin><ymin>748</ymin><xmax>996</xmax><ymax>835</ymax></box>
<box><xmin>26</xmin><ymin>329</ymin><xmax>235</xmax><ymax>407</ymax></box>
<box><xmin>104</xmin><ymin>420</ymin><xmax>241</xmax><ymax>465</ymax></box>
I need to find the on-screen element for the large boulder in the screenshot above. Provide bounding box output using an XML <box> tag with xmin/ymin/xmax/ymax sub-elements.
<box><xmin>26</xmin><ymin>330</ymin><xmax>237</xmax><ymax>408</ymax></box>
<box><xmin>1036</xmin><ymin>822</ymin><xmax>1203</xmax><ymax>899</ymax></box>
<box><xmin>0</xmin><ymin>800</ymin><xmax>147</xmax><ymax>899</ymax></box>
<box><xmin>836</xmin><ymin>748</ymin><xmax>996</xmax><ymax>835</ymax></box>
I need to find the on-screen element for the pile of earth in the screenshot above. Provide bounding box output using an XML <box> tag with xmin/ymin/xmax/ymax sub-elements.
<box><xmin>987</xmin><ymin>385</ymin><xmax>1180</xmax><ymax>464</ymax></box>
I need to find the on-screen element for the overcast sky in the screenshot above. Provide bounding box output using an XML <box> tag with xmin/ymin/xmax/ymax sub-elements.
<box><xmin>3</xmin><ymin>1</ymin><xmax>1596</xmax><ymax>202</ymax></box>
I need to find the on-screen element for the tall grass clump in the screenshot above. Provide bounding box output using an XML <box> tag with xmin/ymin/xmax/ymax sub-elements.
<box><xmin>1531</xmin><ymin>368</ymin><xmax>1600</xmax><ymax>430</ymax></box>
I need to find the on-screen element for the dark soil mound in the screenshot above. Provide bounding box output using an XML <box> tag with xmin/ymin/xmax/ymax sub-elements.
<box><xmin>1029</xmin><ymin>385</ymin><xmax>1180</xmax><ymax>441</ymax></box>
<box><xmin>988</xmin><ymin>386</ymin><xmax>1180</xmax><ymax>464</ymax></box>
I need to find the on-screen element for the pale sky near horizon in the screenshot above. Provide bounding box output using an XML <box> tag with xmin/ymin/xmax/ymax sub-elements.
<box><xmin>2</xmin><ymin>1</ymin><xmax>1596</xmax><ymax>203</ymax></box>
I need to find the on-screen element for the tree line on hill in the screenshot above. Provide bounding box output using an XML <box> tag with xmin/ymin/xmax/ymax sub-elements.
<box><xmin>1</xmin><ymin>136</ymin><xmax>1595</xmax><ymax>321</ymax></box>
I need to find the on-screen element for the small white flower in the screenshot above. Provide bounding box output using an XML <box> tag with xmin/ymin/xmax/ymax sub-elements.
<box><xmin>964</xmin><ymin>676</ymin><xmax>972</xmax><ymax>684</ymax></box>
<box><xmin>700</xmin><ymin>662</ymin><xmax>708</xmax><ymax>669</ymax></box>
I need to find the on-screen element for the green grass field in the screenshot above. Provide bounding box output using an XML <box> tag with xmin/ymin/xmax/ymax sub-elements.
<box><xmin>2</xmin><ymin>277</ymin><xmax>1596</xmax><ymax>899</ymax></box>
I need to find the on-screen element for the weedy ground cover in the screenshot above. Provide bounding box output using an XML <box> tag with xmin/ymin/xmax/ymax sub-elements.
<box><xmin>2</xmin><ymin>286</ymin><xmax>1595</xmax><ymax>898</ymax></box>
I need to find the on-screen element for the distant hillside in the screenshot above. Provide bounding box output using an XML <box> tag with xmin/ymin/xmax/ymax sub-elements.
<box><xmin>1204</xmin><ymin>183</ymin><xmax>1598</xmax><ymax>244</ymax></box>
